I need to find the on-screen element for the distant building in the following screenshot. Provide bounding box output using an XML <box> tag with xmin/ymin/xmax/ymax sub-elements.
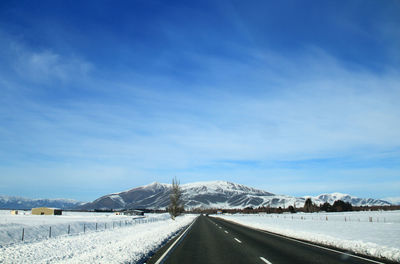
<box><xmin>31</xmin><ymin>207</ymin><xmax>62</xmax><ymax>215</ymax></box>
<box><xmin>11</xmin><ymin>210</ymin><xmax>19</xmax><ymax>215</ymax></box>
<box><xmin>123</xmin><ymin>209</ymin><xmax>144</xmax><ymax>216</ymax></box>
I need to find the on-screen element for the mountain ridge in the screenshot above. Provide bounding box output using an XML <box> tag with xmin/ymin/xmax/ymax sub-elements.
<box><xmin>0</xmin><ymin>195</ymin><xmax>84</xmax><ymax>210</ymax></box>
<box><xmin>80</xmin><ymin>181</ymin><xmax>392</xmax><ymax>210</ymax></box>
<box><xmin>1</xmin><ymin>181</ymin><xmax>393</xmax><ymax>210</ymax></box>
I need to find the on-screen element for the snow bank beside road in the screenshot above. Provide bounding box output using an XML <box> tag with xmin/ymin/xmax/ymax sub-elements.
<box><xmin>0</xmin><ymin>214</ymin><xmax>196</xmax><ymax>263</ymax></box>
<box><xmin>214</xmin><ymin>211</ymin><xmax>400</xmax><ymax>262</ymax></box>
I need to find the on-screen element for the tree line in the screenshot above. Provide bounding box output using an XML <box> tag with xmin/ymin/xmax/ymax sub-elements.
<box><xmin>185</xmin><ymin>199</ymin><xmax>400</xmax><ymax>214</ymax></box>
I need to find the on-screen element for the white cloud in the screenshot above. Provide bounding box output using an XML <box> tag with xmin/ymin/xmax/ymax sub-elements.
<box><xmin>0</xmin><ymin>31</ymin><xmax>92</xmax><ymax>84</ymax></box>
<box><xmin>4</xmin><ymin>47</ymin><xmax>400</xmax><ymax>168</ymax></box>
<box><xmin>21</xmin><ymin>50</ymin><xmax>92</xmax><ymax>82</ymax></box>
<box><xmin>14</xmin><ymin>50</ymin><xmax>93</xmax><ymax>83</ymax></box>
<box><xmin>1</xmin><ymin>33</ymin><xmax>400</xmax><ymax>199</ymax></box>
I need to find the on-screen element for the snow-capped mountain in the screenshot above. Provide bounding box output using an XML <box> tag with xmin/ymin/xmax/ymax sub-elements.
<box><xmin>381</xmin><ymin>197</ymin><xmax>400</xmax><ymax>205</ymax></box>
<box><xmin>80</xmin><ymin>181</ymin><xmax>393</xmax><ymax>210</ymax></box>
<box><xmin>181</xmin><ymin>181</ymin><xmax>274</xmax><ymax>208</ymax></box>
<box><xmin>0</xmin><ymin>195</ymin><xmax>84</xmax><ymax>209</ymax></box>
<box><xmin>80</xmin><ymin>182</ymin><xmax>171</xmax><ymax>210</ymax></box>
<box><xmin>306</xmin><ymin>193</ymin><xmax>391</xmax><ymax>207</ymax></box>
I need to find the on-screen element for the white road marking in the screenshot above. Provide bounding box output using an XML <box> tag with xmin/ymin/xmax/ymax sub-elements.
<box><xmin>224</xmin><ymin>230</ymin><xmax>229</xmax><ymax>234</ymax></box>
<box><xmin>211</xmin><ymin>216</ymin><xmax>383</xmax><ymax>264</ymax></box>
<box><xmin>154</xmin><ymin>217</ymin><xmax>198</xmax><ymax>264</ymax></box>
<box><xmin>260</xmin><ymin>256</ymin><xmax>272</xmax><ymax>264</ymax></box>
<box><xmin>230</xmin><ymin>222</ymin><xmax>384</xmax><ymax>264</ymax></box>
<box><xmin>234</xmin><ymin>238</ymin><xmax>242</xmax><ymax>243</ymax></box>
<box><xmin>219</xmin><ymin>226</ymin><xmax>222</xmax><ymax>229</ymax></box>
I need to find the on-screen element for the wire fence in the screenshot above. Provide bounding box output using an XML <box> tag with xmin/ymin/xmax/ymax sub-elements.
<box><xmin>243</xmin><ymin>212</ymin><xmax>400</xmax><ymax>223</ymax></box>
<box><xmin>2</xmin><ymin>215</ymin><xmax>171</xmax><ymax>246</ymax></box>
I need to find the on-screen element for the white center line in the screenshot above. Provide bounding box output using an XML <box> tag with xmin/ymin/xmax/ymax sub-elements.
<box><xmin>234</xmin><ymin>238</ymin><xmax>242</xmax><ymax>243</ymax></box>
<box><xmin>219</xmin><ymin>227</ymin><xmax>222</xmax><ymax>229</ymax></box>
<box><xmin>224</xmin><ymin>230</ymin><xmax>229</xmax><ymax>234</ymax></box>
<box><xmin>260</xmin><ymin>257</ymin><xmax>272</xmax><ymax>264</ymax></box>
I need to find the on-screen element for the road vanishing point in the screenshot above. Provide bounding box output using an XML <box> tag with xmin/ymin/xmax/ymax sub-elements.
<box><xmin>148</xmin><ymin>215</ymin><xmax>391</xmax><ymax>264</ymax></box>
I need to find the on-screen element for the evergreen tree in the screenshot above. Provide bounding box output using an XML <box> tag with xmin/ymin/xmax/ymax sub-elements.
<box><xmin>320</xmin><ymin>202</ymin><xmax>332</xmax><ymax>212</ymax></box>
<box><xmin>288</xmin><ymin>205</ymin><xmax>296</xmax><ymax>213</ymax></box>
<box><xmin>304</xmin><ymin>198</ymin><xmax>314</xmax><ymax>212</ymax></box>
<box><xmin>332</xmin><ymin>200</ymin><xmax>353</xmax><ymax>212</ymax></box>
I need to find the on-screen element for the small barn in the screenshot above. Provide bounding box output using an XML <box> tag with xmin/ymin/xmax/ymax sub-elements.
<box><xmin>31</xmin><ymin>207</ymin><xmax>62</xmax><ymax>215</ymax></box>
<box><xmin>123</xmin><ymin>209</ymin><xmax>144</xmax><ymax>216</ymax></box>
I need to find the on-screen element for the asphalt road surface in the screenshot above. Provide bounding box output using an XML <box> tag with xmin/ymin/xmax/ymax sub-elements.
<box><xmin>155</xmin><ymin>215</ymin><xmax>389</xmax><ymax>264</ymax></box>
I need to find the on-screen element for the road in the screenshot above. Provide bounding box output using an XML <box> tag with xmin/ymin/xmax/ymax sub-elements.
<box><xmin>152</xmin><ymin>215</ymin><xmax>389</xmax><ymax>264</ymax></box>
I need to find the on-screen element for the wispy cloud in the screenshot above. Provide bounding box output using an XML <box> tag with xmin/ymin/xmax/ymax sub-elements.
<box><xmin>1</xmin><ymin>32</ymin><xmax>92</xmax><ymax>85</ymax></box>
<box><xmin>2</xmin><ymin>45</ymin><xmax>399</xmax><ymax>174</ymax></box>
<box><xmin>14</xmin><ymin>50</ymin><xmax>92</xmax><ymax>83</ymax></box>
<box><xmin>0</xmin><ymin>2</ymin><xmax>399</xmax><ymax>200</ymax></box>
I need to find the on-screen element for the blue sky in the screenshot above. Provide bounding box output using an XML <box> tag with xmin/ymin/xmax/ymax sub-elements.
<box><xmin>1</xmin><ymin>0</ymin><xmax>399</xmax><ymax>201</ymax></box>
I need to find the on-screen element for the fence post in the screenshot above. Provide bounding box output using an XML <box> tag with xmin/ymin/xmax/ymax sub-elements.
<box><xmin>22</xmin><ymin>228</ymin><xmax>24</xmax><ymax>241</ymax></box>
<box><xmin>105</xmin><ymin>223</ymin><xmax>107</xmax><ymax>229</ymax></box>
<box><xmin>369</xmin><ymin>217</ymin><xmax>372</xmax><ymax>222</ymax></box>
<box><xmin>68</xmin><ymin>225</ymin><xmax>70</xmax><ymax>235</ymax></box>
<box><xmin>96</xmin><ymin>223</ymin><xmax>98</xmax><ymax>231</ymax></box>
<box><xmin>120</xmin><ymin>221</ymin><xmax>121</xmax><ymax>227</ymax></box>
<box><xmin>84</xmin><ymin>224</ymin><xmax>86</xmax><ymax>233</ymax></box>
<box><xmin>49</xmin><ymin>226</ymin><xmax>52</xmax><ymax>238</ymax></box>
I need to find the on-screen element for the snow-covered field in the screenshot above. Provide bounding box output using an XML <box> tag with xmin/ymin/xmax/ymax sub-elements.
<box><xmin>214</xmin><ymin>210</ymin><xmax>400</xmax><ymax>262</ymax></box>
<box><xmin>0</xmin><ymin>210</ymin><xmax>171</xmax><ymax>245</ymax></box>
<box><xmin>0</xmin><ymin>210</ymin><xmax>196</xmax><ymax>263</ymax></box>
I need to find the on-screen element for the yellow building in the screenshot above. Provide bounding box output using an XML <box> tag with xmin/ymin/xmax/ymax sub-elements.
<box><xmin>11</xmin><ymin>210</ymin><xmax>19</xmax><ymax>215</ymax></box>
<box><xmin>31</xmin><ymin>207</ymin><xmax>62</xmax><ymax>215</ymax></box>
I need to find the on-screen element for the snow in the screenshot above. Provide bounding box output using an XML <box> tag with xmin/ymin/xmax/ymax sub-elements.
<box><xmin>213</xmin><ymin>210</ymin><xmax>400</xmax><ymax>262</ymax></box>
<box><xmin>0</xmin><ymin>210</ymin><xmax>153</xmax><ymax>245</ymax></box>
<box><xmin>83</xmin><ymin>181</ymin><xmax>393</xmax><ymax>211</ymax></box>
<box><xmin>181</xmin><ymin>181</ymin><xmax>272</xmax><ymax>195</ymax></box>
<box><xmin>383</xmin><ymin>197</ymin><xmax>400</xmax><ymax>205</ymax></box>
<box><xmin>114</xmin><ymin>182</ymin><xmax>171</xmax><ymax>194</ymax></box>
<box><xmin>109</xmin><ymin>195</ymin><xmax>126</xmax><ymax>205</ymax></box>
<box><xmin>0</xmin><ymin>210</ymin><xmax>196</xmax><ymax>263</ymax></box>
<box><xmin>0</xmin><ymin>195</ymin><xmax>84</xmax><ymax>209</ymax></box>
<box><xmin>0</xmin><ymin>195</ymin><xmax>81</xmax><ymax>204</ymax></box>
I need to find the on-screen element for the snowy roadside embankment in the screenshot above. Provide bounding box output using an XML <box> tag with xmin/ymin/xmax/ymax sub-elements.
<box><xmin>0</xmin><ymin>214</ymin><xmax>196</xmax><ymax>263</ymax></box>
<box><xmin>214</xmin><ymin>211</ymin><xmax>400</xmax><ymax>262</ymax></box>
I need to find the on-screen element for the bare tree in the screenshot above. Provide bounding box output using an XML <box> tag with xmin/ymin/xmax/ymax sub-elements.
<box><xmin>168</xmin><ymin>177</ymin><xmax>184</xmax><ymax>219</ymax></box>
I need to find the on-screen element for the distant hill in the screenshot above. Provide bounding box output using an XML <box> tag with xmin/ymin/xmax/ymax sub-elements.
<box><xmin>80</xmin><ymin>181</ymin><xmax>392</xmax><ymax>210</ymax></box>
<box><xmin>0</xmin><ymin>195</ymin><xmax>84</xmax><ymax>210</ymax></box>
<box><xmin>3</xmin><ymin>181</ymin><xmax>392</xmax><ymax>210</ymax></box>
<box><xmin>381</xmin><ymin>197</ymin><xmax>400</xmax><ymax>205</ymax></box>
<box><xmin>306</xmin><ymin>193</ymin><xmax>391</xmax><ymax>207</ymax></box>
